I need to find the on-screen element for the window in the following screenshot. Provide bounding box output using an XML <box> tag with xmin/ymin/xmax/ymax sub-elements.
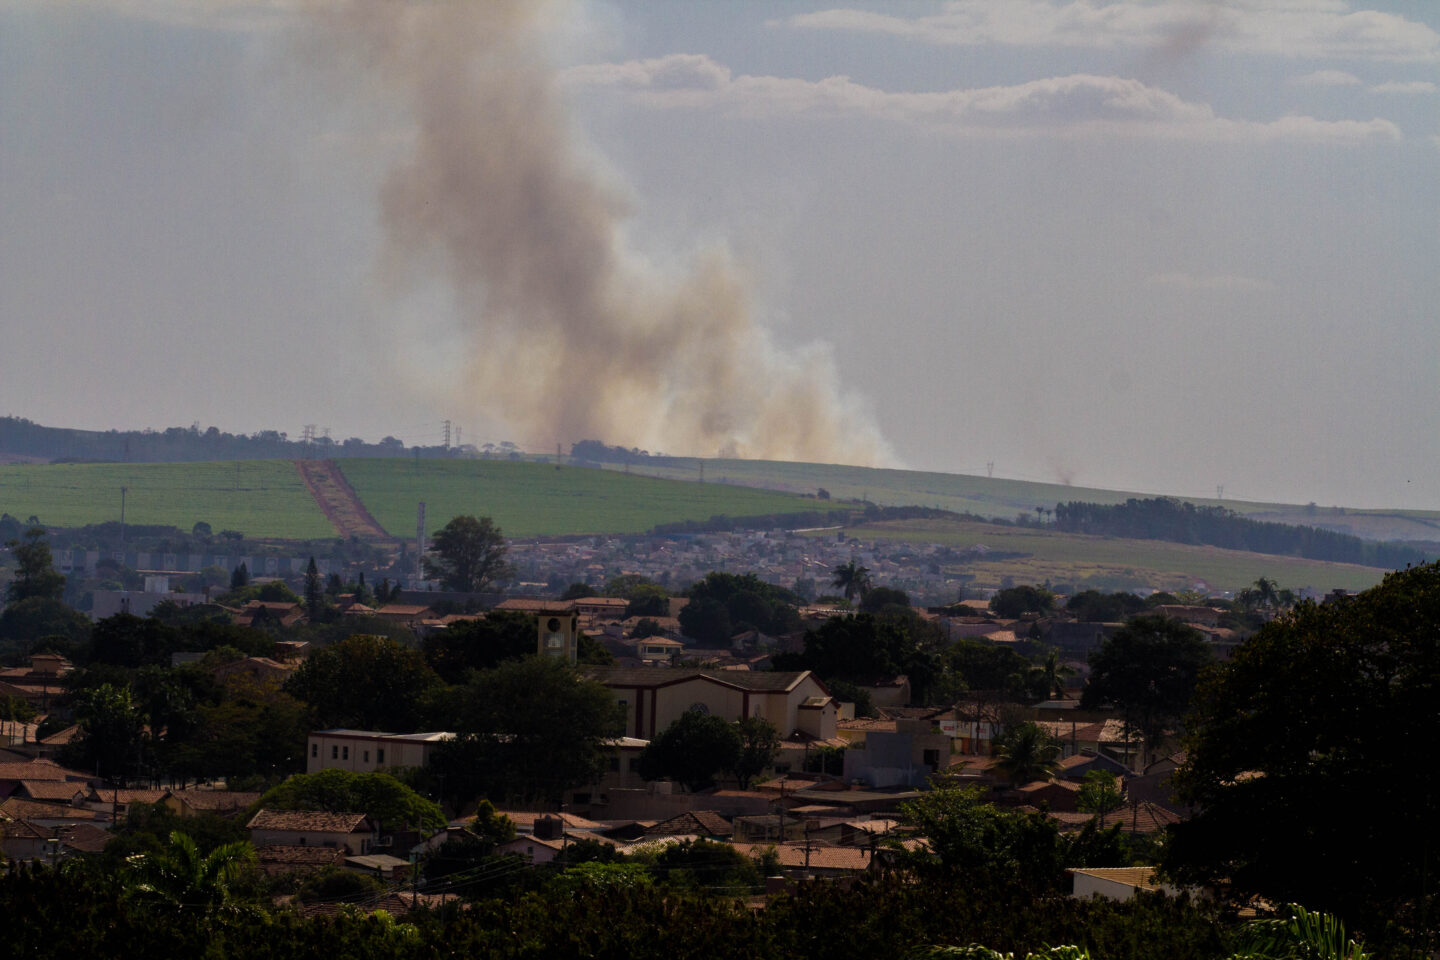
<box><xmin>627</xmin><ymin>758</ymin><xmax>641</xmax><ymax>772</ymax></box>
<box><xmin>608</xmin><ymin>757</ymin><xmax>620</xmax><ymax>772</ymax></box>
<box><xmin>363</xmin><ymin>751</ymin><xmax>370</xmax><ymax>763</ymax></box>
<box><xmin>342</xmin><ymin>746</ymin><xmax>349</xmax><ymax>760</ymax></box>
<box><xmin>311</xmin><ymin>743</ymin><xmax>318</xmax><ymax>758</ymax></box>
<box><xmin>774</xmin><ymin>762</ymin><xmax>791</xmax><ymax>774</ymax></box>
<box><xmin>376</xmin><ymin>749</ymin><xmax>385</xmax><ymax>765</ymax></box>
<box><xmin>331</xmin><ymin>746</ymin><xmax>338</xmax><ymax>760</ymax></box>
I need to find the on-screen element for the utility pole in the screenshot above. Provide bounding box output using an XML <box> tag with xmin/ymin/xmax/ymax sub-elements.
<box><xmin>414</xmin><ymin>502</ymin><xmax>426</xmax><ymax>585</ymax></box>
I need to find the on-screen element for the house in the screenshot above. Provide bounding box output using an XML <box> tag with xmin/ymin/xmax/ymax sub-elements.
<box><xmin>1056</xmin><ymin>751</ymin><xmax>1133</xmax><ymax>783</ymax></box>
<box><xmin>495</xmin><ymin>834</ymin><xmax>567</xmax><ymax>865</ymax></box>
<box><xmin>212</xmin><ymin>656</ymin><xmax>298</xmax><ymax>686</ymax></box>
<box><xmin>1069</xmin><ymin>866</ymin><xmax>1182</xmax><ymax>901</ymax></box>
<box><xmin>842</xmin><ymin>718</ymin><xmax>950</xmax><ymax>789</ymax></box>
<box><xmin>585</xmin><ymin>666</ymin><xmax>836</xmax><ymax>742</ymax></box>
<box><xmin>566</xmin><ymin>736</ymin><xmax>649</xmax><ymax>809</ymax></box>
<box><xmin>570</xmin><ymin>597</ymin><xmax>629</xmax><ymax>620</ymax></box>
<box><xmin>161</xmin><ymin>789</ymin><xmax>262</xmax><ymax>819</ymax></box>
<box><xmin>306</xmin><ymin>729</ymin><xmax>454</xmax><ymax>775</ymax></box>
<box><xmin>643</xmin><ymin>810</ymin><xmax>733</xmax><ymax>839</ymax></box>
<box><xmin>79</xmin><ymin>786</ymin><xmax>167</xmax><ymax>817</ymax></box>
<box><xmin>255</xmin><ymin>844</ymin><xmax>346</xmax><ymax>877</ymax></box>
<box><xmin>246</xmin><ymin>809</ymin><xmax>375</xmax><ymax>855</ymax></box>
<box><xmin>231</xmin><ymin>601</ymin><xmax>307</xmax><ymax>628</ymax></box>
<box><xmin>371</xmin><ymin>604</ymin><xmax>435</xmax><ymax>626</ymax></box>
<box><xmin>729</xmin><ymin>840</ymin><xmax>881</xmax><ymax>879</ymax></box>
<box><xmin>1014</xmin><ymin>778</ymin><xmax>1082</xmax><ymax>812</ymax></box>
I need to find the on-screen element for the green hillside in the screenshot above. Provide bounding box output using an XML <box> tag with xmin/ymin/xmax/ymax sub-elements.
<box><xmin>814</xmin><ymin>516</ymin><xmax>1387</xmax><ymax>594</ymax></box>
<box><xmin>0</xmin><ymin>460</ymin><xmax>333</xmax><ymax>540</ymax></box>
<box><xmin>337</xmin><ymin>459</ymin><xmax>849</xmax><ymax>539</ymax></box>
<box><xmin>609</xmin><ymin>457</ymin><xmax>1440</xmax><ymax>543</ymax></box>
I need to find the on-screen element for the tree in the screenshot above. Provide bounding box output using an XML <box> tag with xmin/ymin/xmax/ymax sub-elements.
<box><xmin>5</xmin><ymin>527</ymin><xmax>65</xmax><ymax>603</ymax></box>
<box><xmin>1076</xmin><ymin>770</ymin><xmax>1122</xmax><ymax>818</ymax></box>
<box><xmin>424</xmin><ymin>515</ymin><xmax>510</xmax><ymax>592</ymax></box>
<box><xmin>1026</xmin><ymin>649</ymin><xmax>1075</xmax><ymax>702</ymax></box>
<box><xmin>125</xmin><ymin>830</ymin><xmax>257</xmax><ymax>908</ymax></box>
<box><xmin>678</xmin><ymin>572</ymin><xmax>802</xmax><ymax>644</ymax></box>
<box><xmin>1081</xmin><ymin>614</ymin><xmax>1212</xmax><ymax>760</ymax></box>
<box><xmin>858</xmin><ymin>586</ymin><xmax>910</xmax><ymax>615</ymax></box>
<box><xmin>993</xmin><ymin>721</ymin><xmax>1061</xmax><ymax>787</ymax></box>
<box><xmin>637</xmin><ymin>709</ymin><xmax>742</xmax><ymax>792</ymax></box>
<box><xmin>303</xmin><ymin>557</ymin><xmax>324</xmax><ymax>621</ymax></box>
<box><xmin>989</xmin><ymin>584</ymin><xmax>1055</xmax><ymax>618</ymax></box>
<box><xmin>283</xmin><ymin>634</ymin><xmax>442</xmax><ymax>731</ymax></box>
<box><xmin>430</xmin><ymin>656</ymin><xmax>621</xmax><ymax>806</ymax></box>
<box><xmin>732</xmin><ymin>715</ymin><xmax>781</xmax><ymax>790</ymax></box>
<box><xmin>1166</xmin><ymin>563</ymin><xmax>1440</xmax><ymax>944</ymax></box>
<box><xmin>64</xmin><ymin>683</ymin><xmax>148</xmax><ymax>780</ymax></box>
<box><xmin>896</xmin><ymin>785</ymin><xmax>1065</xmax><ymax>895</ymax></box>
<box><xmin>255</xmin><ymin>769</ymin><xmax>445</xmax><ymax>833</ymax></box>
<box><xmin>422</xmin><ymin>610</ymin><xmax>535</xmax><ymax>683</ymax></box>
<box><xmin>831</xmin><ymin>559</ymin><xmax>872</xmax><ymax>602</ymax></box>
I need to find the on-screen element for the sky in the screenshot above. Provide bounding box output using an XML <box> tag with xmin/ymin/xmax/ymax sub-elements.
<box><xmin>0</xmin><ymin>0</ymin><xmax>1436</xmax><ymax>510</ymax></box>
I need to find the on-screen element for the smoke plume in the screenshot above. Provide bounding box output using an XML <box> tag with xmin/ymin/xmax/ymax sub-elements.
<box><xmin>322</xmin><ymin>0</ymin><xmax>891</xmax><ymax>464</ymax></box>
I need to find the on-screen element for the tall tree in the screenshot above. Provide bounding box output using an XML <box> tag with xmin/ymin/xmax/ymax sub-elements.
<box><xmin>284</xmin><ymin>634</ymin><xmax>442</xmax><ymax>731</ymax></box>
<box><xmin>1081</xmin><ymin>614</ymin><xmax>1212</xmax><ymax>760</ymax></box>
<box><xmin>637</xmin><ymin>709</ymin><xmax>742</xmax><ymax>792</ymax></box>
<box><xmin>126</xmin><ymin>831</ymin><xmax>257</xmax><ymax>908</ymax></box>
<box><xmin>1167</xmin><ymin>562</ymin><xmax>1440</xmax><ymax>943</ymax></box>
<box><xmin>431</xmin><ymin>656</ymin><xmax>621</xmax><ymax>806</ymax></box>
<box><xmin>731</xmin><ymin>716</ymin><xmax>781</xmax><ymax>790</ymax></box>
<box><xmin>303</xmin><ymin>557</ymin><xmax>324</xmax><ymax>621</ymax></box>
<box><xmin>993</xmin><ymin>721</ymin><xmax>1061</xmax><ymax>787</ymax></box>
<box><xmin>424</xmin><ymin>515</ymin><xmax>511</xmax><ymax>592</ymax></box>
<box><xmin>255</xmin><ymin>769</ymin><xmax>445</xmax><ymax>833</ymax></box>
<box><xmin>830</xmin><ymin>559</ymin><xmax>872</xmax><ymax>602</ymax></box>
<box><xmin>5</xmin><ymin>527</ymin><xmax>65</xmax><ymax>603</ymax></box>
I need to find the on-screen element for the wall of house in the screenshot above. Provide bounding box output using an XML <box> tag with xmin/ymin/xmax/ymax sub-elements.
<box><xmin>249</xmin><ymin>828</ymin><xmax>367</xmax><ymax>855</ymax></box>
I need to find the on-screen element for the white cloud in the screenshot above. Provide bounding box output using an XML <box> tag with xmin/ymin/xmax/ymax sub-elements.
<box><xmin>1369</xmin><ymin>80</ymin><xmax>1438</xmax><ymax>93</ymax></box>
<box><xmin>1290</xmin><ymin>69</ymin><xmax>1362</xmax><ymax>86</ymax></box>
<box><xmin>568</xmin><ymin>55</ymin><xmax>1403</xmax><ymax>145</ymax></box>
<box><xmin>777</xmin><ymin>1</ymin><xmax>1440</xmax><ymax>63</ymax></box>
<box><xmin>1147</xmin><ymin>272</ymin><xmax>1275</xmax><ymax>291</ymax></box>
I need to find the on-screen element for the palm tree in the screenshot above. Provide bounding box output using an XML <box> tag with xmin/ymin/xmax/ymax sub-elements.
<box><xmin>1253</xmin><ymin>576</ymin><xmax>1280</xmax><ymax>611</ymax></box>
<box><xmin>127</xmin><ymin>831</ymin><xmax>257</xmax><ymax>908</ymax></box>
<box><xmin>1026</xmin><ymin>649</ymin><xmax>1075</xmax><ymax>702</ymax></box>
<box><xmin>993</xmin><ymin>722</ymin><xmax>1061</xmax><ymax>787</ymax></box>
<box><xmin>831</xmin><ymin>559</ymin><xmax>872</xmax><ymax>602</ymax></box>
<box><xmin>1229</xmin><ymin>903</ymin><xmax>1370</xmax><ymax>960</ymax></box>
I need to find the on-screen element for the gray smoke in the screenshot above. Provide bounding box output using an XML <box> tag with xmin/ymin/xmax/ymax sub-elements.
<box><xmin>320</xmin><ymin>0</ymin><xmax>891</xmax><ymax>464</ymax></box>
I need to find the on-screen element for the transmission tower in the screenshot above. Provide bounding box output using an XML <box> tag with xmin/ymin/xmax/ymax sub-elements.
<box><xmin>443</xmin><ymin>420</ymin><xmax>451</xmax><ymax>449</ymax></box>
<box><xmin>986</xmin><ymin>461</ymin><xmax>995</xmax><ymax>478</ymax></box>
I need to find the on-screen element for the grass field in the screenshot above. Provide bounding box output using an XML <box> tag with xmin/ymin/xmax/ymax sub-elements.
<box><xmin>338</xmin><ymin>459</ymin><xmax>852</xmax><ymax>539</ymax></box>
<box><xmin>813</xmin><ymin>517</ymin><xmax>1388</xmax><ymax>594</ymax></box>
<box><xmin>0</xmin><ymin>461</ymin><xmax>335</xmax><ymax>540</ymax></box>
<box><xmin>612</xmin><ymin>458</ymin><xmax>1440</xmax><ymax>543</ymax></box>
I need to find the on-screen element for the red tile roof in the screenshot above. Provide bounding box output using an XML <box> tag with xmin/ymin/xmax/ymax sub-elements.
<box><xmin>247</xmin><ymin>809</ymin><xmax>370</xmax><ymax>833</ymax></box>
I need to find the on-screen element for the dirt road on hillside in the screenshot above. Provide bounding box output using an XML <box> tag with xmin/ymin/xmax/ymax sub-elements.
<box><xmin>294</xmin><ymin>460</ymin><xmax>393</xmax><ymax>542</ymax></box>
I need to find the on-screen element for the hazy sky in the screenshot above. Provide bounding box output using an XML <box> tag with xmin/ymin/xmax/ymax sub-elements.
<box><xmin>1</xmin><ymin>1</ymin><xmax>1436</xmax><ymax>509</ymax></box>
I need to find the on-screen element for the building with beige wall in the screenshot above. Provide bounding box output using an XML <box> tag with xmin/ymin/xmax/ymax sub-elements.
<box><xmin>306</xmin><ymin>730</ymin><xmax>453</xmax><ymax>775</ymax></box>
<box><xmin>584</xmin><ymin>667</ymin><xmax>836</xmax><ymax>741</ymax></box>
